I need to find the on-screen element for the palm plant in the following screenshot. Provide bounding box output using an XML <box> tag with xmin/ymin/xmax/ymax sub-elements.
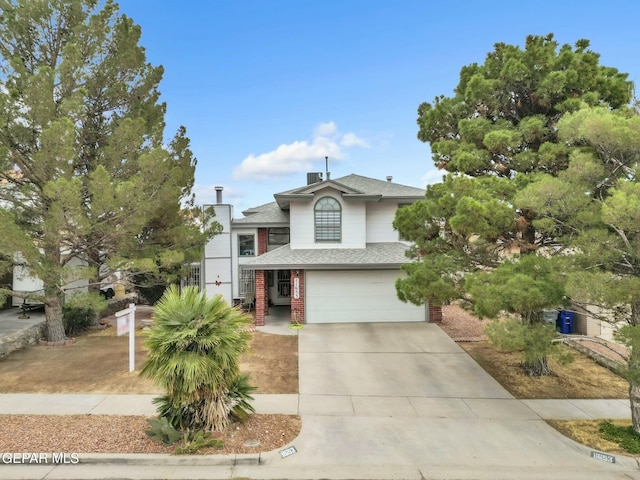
<box><xmin>140</xmin><ymin>286</ymin><xmax>255</xmax><ymax>432</ymax></box>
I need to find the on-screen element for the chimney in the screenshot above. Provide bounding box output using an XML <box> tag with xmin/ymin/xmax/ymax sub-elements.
<box><xmin>386</xmin><ymin>176</ymin><xmax>393</xmax><ymax>182</ymax></box>
<box><xmin>215</xmin><ymin>186</ymin><xmax>223</xmax><ymax>204</ymax></box>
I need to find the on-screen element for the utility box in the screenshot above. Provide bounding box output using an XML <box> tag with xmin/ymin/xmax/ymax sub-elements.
<box><xmin>542</xmin><ymin>309</ymin><xmax>559</xmax><ymax>325</ymax></box>
<box><xmin>557</xmin><ymin>311</ymin><xmax>575</xmax><ymax>334</ymax></box>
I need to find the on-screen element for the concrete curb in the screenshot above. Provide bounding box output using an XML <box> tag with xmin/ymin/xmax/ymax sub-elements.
<box><xmin>77</xmin><ymin>452</ymin><xmax>260</xmax><ymax>466</ymax></box>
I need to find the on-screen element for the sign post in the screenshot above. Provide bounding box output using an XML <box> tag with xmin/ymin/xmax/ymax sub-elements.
<box><xmin>116</xmin><ymin>303</ymin><xmax>137</xmax><ymax>372</ymax></box>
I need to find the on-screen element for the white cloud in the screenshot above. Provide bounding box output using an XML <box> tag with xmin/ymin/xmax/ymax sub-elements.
<box><xmin>341</xmin><ymin>132</ymin><xmax>369</xmax><ymax>148</ymax></box>
<box><xmin>315</xmin><ymin>121</ymin><xmax>337</xmax><ymax>137</ymax></box>
<box><xmin>233</xmin><ymin>122</ymin><xmax>369</xmax><ymax>180</ymax></box>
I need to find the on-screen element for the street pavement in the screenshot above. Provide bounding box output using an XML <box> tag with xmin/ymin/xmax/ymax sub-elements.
<box><xmin>0</xmin><ymin>309</ymin><xmax>638</xmax><ymax>480</ymax></box>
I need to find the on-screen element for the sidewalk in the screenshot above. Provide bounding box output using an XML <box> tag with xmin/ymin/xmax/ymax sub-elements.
<box><xmin>0</xmin><ymin>392</ymin><xmax>631</xmax><ymax>419</ymax></box>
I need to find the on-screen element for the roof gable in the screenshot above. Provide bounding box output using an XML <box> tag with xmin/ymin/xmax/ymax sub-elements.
<box><xmin>272</xmin><ymin>173</ymin><xmax>424</xmax><ymax>209</ymax></box>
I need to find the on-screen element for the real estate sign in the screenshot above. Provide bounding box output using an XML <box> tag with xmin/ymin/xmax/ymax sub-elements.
<box><xmin>116</xmin><ymin>303</ymin><xmax>137</xmax><ymax>372</ymax></box>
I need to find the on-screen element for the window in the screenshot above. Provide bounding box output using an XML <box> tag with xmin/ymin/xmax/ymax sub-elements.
<box><xmin>238</xmin><ymin>234</ymin><xmax>255</xmax><ymax>256</ymax></box>
<box><xmin>181</xmin><ymin>262</ymin><xmax>201</xmax><ymax>291</ymax></box>
<box><xmin>238</xmin><ymin>268</ymin><xmax>255</xmax><ymax>297</ymax></box>
<box><xmin>315</xmin><ymin>196</ymin><xmax>341</xmax><ymax>242</ymax></box>
<box><xmin>268</xmin><ymin>227</ymin><xmax>290</xmax><ymax>246</ymax></box>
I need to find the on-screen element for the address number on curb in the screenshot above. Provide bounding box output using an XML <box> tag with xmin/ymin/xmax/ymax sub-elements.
<box><xmin>280</xmin><ymin>446</ymin><xmax>297</xmax><ymax>459</ymax></box>
<box><xmin>591</xmin><ymin>451</ymin><xmax>615</xmax><ymax>463</ymax></box>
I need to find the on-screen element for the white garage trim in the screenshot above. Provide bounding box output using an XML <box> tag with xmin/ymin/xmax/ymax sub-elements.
<box><xmin>305</xmin><ymin>270</ymin><xmax>425</xmax><ymax>323</ymax></box>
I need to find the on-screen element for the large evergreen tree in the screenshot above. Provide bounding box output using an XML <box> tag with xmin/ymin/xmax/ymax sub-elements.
<box><xmin>0</xmin><ymin>0</ymin><xmax>215</xmax><ymax>342</ymax></box>
<box><xmin>517</xmin><ymin>106</ymin><xmax>640</xmax><ymax>431</ymax></box>
<box><xmin>396</xmin><ymin>35</ymin><xmax>633</xmax><ymax>373</ymax></box>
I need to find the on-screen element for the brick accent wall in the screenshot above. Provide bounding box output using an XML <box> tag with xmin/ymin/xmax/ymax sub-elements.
<box><xmin>290</xmin><ymin>269</ymin><xmax>305</xmax><ymax>324</ymax></box>
<box><xmin>257</xmin><ymin>228</ymin><xmax>268</xmax><ymax>255</ymax></box>
<box><xmin>255</xmin><ymin>270</ymin><xmax>265</xmax><ymax>326</ymax></box>
<box><xmin>428</xmin><ymin>301</ymin><xmax>442</xmax><ymax>323</ymax></box>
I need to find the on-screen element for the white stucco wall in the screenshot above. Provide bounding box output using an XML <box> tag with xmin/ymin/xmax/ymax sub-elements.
<box><xmin>203</xmin><ymin>204</ymin><xmax>233</xmax><ymax>304</ymax></box>
<box><xmin>366</xmin><ymin>202</ymin><xmax>401</xmax><ymax>242</ymax></box>
<box><xmin>290</xmin><ymin>188</ymin><xmax>366</xmax><ymax>249</ymax></box>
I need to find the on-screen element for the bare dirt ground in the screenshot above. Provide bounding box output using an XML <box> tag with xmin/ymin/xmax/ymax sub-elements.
<box><xmin>0</xmin><ymin>307</ymin><xmax>300</xmax><ymax>455</ymax></box>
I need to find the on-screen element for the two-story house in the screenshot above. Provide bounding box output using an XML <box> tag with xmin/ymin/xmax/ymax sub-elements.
<box><xmin>202</xmin><ymin>173</ymin><xmax>442</xmax><ymax>325</ymax></box>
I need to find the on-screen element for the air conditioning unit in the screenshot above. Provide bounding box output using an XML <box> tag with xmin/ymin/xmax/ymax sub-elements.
<box><xmin>306</xmin><ymin>172</ymin><xmax>323</xmax><ymax>185</ymax></box>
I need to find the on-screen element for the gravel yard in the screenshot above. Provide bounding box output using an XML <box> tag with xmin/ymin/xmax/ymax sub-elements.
<box><xmin>440</xmin><ymin>304</ymin><xmax>486</xmax><ymax>341</ymax></box>
<box><xmin>0</xmin><ymin>413</ymin><xmax>301</xmax><ymax>455</ymax></box>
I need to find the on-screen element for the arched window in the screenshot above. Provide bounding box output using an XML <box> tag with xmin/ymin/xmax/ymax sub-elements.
<box><xmin>314</xmin><ymin>196</ymin><xmax>341</xmax><ymax>242</ymax></box>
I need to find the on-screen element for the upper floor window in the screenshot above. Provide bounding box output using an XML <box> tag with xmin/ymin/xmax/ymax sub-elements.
<box><xmin>315</xmin><ymin>196</ymin><xmax>341</xmax><ymax>242</ymax></box>
<box><xmin>238</xmin><ymin>234</ymin><xmax>255</xmax><ymax>256</ymax></box>
<box><xmin>268</xmin><ymin>227</ymin><xmax>290</xmax><ymax>246</ymax></box>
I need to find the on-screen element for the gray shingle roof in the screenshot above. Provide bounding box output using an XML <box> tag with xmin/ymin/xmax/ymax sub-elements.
<box><xmin>233</xmin><ymin>202</ymin><xmax>289</xmax><ymax>225</ymax></box>
<box><xmin>327</xmin><ymin>174</ymin><xmax>426</xmax><ymax>197</ymax></box>
<box><xmin>241</xmin><ymin>242</ymin><xmax>412</xmax><ymax>269</ymax></box>
<box><xmin>276</xmin><ymin>173</ymin><xmax>425</xmax><ymax>197</ymax></box>
<box><xmin>234</xmin><ymin>173</ymin><xmax>424</xmax><ymax>225</ymax></box>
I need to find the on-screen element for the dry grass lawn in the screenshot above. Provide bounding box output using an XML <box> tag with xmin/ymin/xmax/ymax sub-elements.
<box><xmin>0</xmin><ymin>327</ymin><xmax>298</xmax><ymax>394</ymax></box>
<box><xmin>459</xmin><ymin>340</ymin><xmax>629</xmax><ymax>399</ymax></box>
<box><xmin>547</xmin><ymin>419</ymin><xmax>634</xmax><ymax>456</ymax></box>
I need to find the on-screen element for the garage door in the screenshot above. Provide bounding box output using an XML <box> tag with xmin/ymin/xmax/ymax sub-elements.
<box><xmin>305</xmin><ymin>270</ymin><xmax>426</xmax><ymax>323</ymax></box>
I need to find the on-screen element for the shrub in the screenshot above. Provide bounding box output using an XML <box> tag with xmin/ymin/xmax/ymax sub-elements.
<box><xmin>485</xmin><ymin>319</ymin><xmax>573</xmax><ymax>376</ymax></box>
<box><xmin>599</xmin><ymin>420</ymin><xmax>640</xmax><ymax>453</ymax></box>
<box><xmin>140</xmin><ymin>286</ymin><xmax>254</xmax><ymax>432</ymax></box>
<box><xmin>63</xmin><ymin>292</ymin><xmax>108</xmax><ymax>335</ymax></box>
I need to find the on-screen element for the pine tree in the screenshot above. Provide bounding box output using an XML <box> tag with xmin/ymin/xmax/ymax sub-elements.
<box><xmin>0</xmin><ymin>0</ymin><xmax>215</xmax><ymax>341</ymax></box>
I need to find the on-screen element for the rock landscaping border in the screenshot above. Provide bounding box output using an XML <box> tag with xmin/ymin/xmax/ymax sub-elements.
<box><xmin>0</xmin><ymin>321</ymin><xmax>45</xmax><ymax>358</ymax></box>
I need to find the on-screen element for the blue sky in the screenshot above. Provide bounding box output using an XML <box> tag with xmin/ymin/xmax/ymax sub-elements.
<box><xmin>116</xmin><ymin>0</ymin><xmax>640</xmax><ymax>214</ymax></box>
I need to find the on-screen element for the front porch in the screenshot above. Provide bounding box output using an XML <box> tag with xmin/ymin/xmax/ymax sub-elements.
<box><xmin>254</xmin><ymin>269</ymin><xmax>305</xmax><ymax>327</ymax></box>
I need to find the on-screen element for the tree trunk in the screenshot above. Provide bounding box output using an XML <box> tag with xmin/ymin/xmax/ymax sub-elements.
<box><xmin>522</xmin><ymin>356</ymin><xmax>551</xmax><ymax>376</ymax></box>
<box><xmin>44</xmin><ymin>295</ymin><xmax>67</xmax><ymax>343</ymax></box>
<box><xmin>629</xmin><ymin>300</ymin><xmax>640</xmax><ymax>434</ymax></box>
<box><xmin>630</xmin><ymin>378</ymin><xmax>640</xmax><ymax>435</ymax></box>
<box><xmin>88</xmin><ymin>247</ymin><xmax>102</xmax><ymax>326</ymax></box>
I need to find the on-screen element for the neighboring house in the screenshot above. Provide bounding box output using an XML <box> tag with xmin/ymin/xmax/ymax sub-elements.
<box><xmin>202</xmin><ymin>173</ymin><xmax>442</xmax><ymax>325</ymax></box>
<box><xmin>573</xmin><ymin>304</ymin><xmax>626</xmax><ymax>343</ymax></box>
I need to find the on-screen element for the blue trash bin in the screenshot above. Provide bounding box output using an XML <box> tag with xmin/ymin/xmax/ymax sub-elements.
<box><xmin>557</xmin><ymin>311</ymin><xmax>575</xmax><ymax>334</ymax></box>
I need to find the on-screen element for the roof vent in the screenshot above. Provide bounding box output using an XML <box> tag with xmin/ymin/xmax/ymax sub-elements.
<box><xmin>386</xmin><ymin>176</ymin><xmax>393</xmax><ymax>182</ymax></box>
<box><xmin>307</xmin><ymin>172</ymin><xmax>323</xmax><ymax>185</ymax></box>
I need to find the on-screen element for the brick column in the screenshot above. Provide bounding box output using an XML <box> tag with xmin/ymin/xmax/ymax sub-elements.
<box><xmin>255</xmin><ymin>270</ymin><xmax>266</xmax><ymax>326</ymax></box>
<box><xmin>290</xmin><ymin>269</ymin><xmax>305</xmax><ymax>324</ymax></box>
<box><xmin>428</xmin><ymin>301</ymin><xmax>442</xmax><ymax>323</ymax></box>
<box><xmin>257</xmin><ymin>228</ymin><xmax>268</xmax><ymax>255</ymax></box>
<box><xmin>256</xmin><ymin>230</ymin><xmax>269</xmax><ymax>318</ymax></box>
<box><xmin>263</xmin><ymin>272</ymin><xmax>270</xmax><ymax>317</ymax></box>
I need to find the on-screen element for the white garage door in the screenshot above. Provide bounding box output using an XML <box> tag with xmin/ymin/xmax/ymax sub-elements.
<box><xmin>305</xmin><ymin>270</ymin><xmax>426</xmax><ymax>323</ymax></box>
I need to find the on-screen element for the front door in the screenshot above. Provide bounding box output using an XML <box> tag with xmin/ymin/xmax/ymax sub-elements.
<box><xmin>271</xmin><ymin>270</ymin><xmax>291</xmax><ymax>305</ymax></box>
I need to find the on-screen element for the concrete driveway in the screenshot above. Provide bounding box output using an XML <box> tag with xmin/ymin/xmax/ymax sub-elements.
<box><xmin>250</xmin><ymin>322</ymin><xmax>638</xmax><ymax>480</ymax></box>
